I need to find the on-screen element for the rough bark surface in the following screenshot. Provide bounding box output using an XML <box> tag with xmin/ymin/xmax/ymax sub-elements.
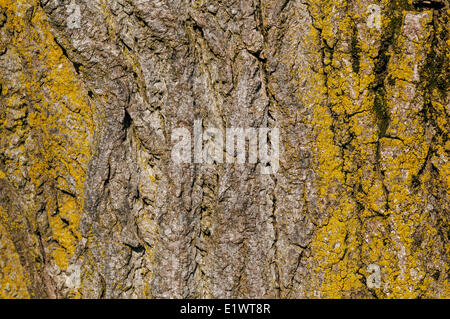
<box><xmin>0</xmin><ymin>0</ymin><xmax>448</xmax><ymax>298</ymax></box>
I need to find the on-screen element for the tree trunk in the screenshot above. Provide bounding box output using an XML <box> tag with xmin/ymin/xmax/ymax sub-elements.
<box><xmin>0</xmin><ymin>0</ymin><xmax>448</xmax><ymax>298</ymax></box>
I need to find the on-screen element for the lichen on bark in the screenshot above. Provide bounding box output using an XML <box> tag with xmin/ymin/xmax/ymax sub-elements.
<box><xmin>0</xmin><ymin>0</ymin><xmax>448</xmax><ymax>298</ymax></box>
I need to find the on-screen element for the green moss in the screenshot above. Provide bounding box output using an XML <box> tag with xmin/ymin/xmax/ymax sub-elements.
<box><xmin>420</xmin><ymin>14</ymin><xmax>449</xmax><ymax>97</ymax></box>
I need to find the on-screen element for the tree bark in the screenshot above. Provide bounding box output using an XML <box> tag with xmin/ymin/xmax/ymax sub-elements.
<box><xmin>0</xmin><ymin>0</ymin><xmax>448</xmax><ymax>298</ymax></box>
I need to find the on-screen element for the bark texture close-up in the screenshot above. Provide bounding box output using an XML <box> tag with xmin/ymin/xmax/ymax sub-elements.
<box><xmin>0</xmin><ymin>0</ymin><xmax>448</xmax><ymax>298</ymax></box>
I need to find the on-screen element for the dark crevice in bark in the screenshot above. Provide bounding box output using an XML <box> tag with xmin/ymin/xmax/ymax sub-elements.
<box><xmin>413</xmin><ymin>0</ymin><xmax>445</xmax><ymax>9</ymax></box>
<box><xmin>53</xmin><ymin>37</ymin><xmax>82</xmax><ymax>75</ymax></box>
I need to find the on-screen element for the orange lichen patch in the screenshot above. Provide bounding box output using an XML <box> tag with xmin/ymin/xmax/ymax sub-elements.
<box><xmin>0</xmin><ymin>214</ymin><xmax>30</xmax><ymax>298</ymax></box>
<box><xmin>302</xmin><ymin>0</ymin><xmax>448</xmax><ymax>298</ymax></box>
<box><xmin>0</xmin><ymin>0</ymin><xmax>94</xmax><ymax>281</ymax></box>
<box><xmin>49</xmin><ymin>194</ymin><xmax>82</xmax><ymax>269</ymax></box>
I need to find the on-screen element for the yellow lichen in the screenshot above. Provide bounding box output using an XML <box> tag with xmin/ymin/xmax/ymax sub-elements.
<box><xmin>0</xmin><ymin>0</ymin><xmax>94</xmax><ymax>297</ymax></box>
